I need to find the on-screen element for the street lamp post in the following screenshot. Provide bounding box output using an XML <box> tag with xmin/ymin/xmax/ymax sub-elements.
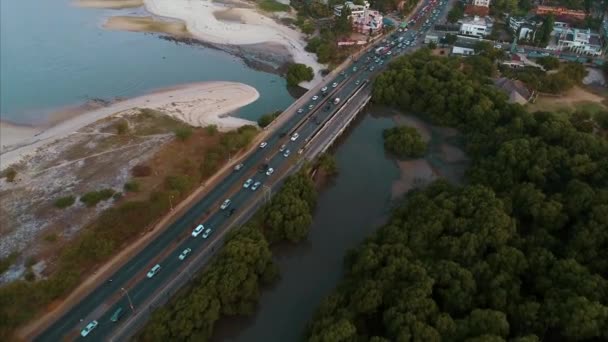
<box><xmin>121</xmin><ymin>287</ymin><xmax>135</xmax><ymax>312</ymax></box>
<box><xmin>169</xmin><ymin>195</ymin><xmax>174</xmax><ymax>211</ymax></box>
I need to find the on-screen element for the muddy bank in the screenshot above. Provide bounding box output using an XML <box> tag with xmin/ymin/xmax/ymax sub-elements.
<box><xmin>158</xmin><ymin>35</ymin><xmax>292</xmax><ymax>78</ymax></box>
<box><xmin>103</xmin><ymin>16</ymin><xmax>190</xmax><ymax>37</ymax></box>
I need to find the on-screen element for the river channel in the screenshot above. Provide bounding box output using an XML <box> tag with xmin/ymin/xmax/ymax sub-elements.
<box><xmin>213</xmin><ymin>107</ymin><xmax>469</xmax><ymax>341</ymax></box>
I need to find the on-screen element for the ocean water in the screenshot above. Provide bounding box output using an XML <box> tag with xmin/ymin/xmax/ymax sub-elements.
<box><xmin>0</xmin><ymin>0</ymin><xmax>293</xmax><ymax>125</ymax></box>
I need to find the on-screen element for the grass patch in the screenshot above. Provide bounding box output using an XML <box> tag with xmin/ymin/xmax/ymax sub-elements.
<box><xmin>0</xmin><ymin>252</ymin><xmax>19</xmax><ymax>275</ymax></box>
<box><xmin>44</xmin><ymin>233</ymin><xmax>59</xmax><ymax>243</ymax></box>
<box><xmin>123</xmin><ymin>180</ymin><xmax>140</xmax><ymax>192</ymax></box>
<box><xmin>258</xmin><ymin>0</ymin><xmax>290</xmax><ymax>12</ymax></box>
<box><xmin>54</xmin><ymin>196</ymin><xmax>76</xmax><ymax>209</ymax></box>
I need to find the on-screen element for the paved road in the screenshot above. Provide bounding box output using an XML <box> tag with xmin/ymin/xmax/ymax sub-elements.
<box><xmin>35</xmin><ymin>0</ymin><xmax>451</xmax><ymax>340</ymax></box>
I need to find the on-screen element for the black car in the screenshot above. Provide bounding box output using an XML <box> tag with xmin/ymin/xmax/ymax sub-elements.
<box><xmin>225</xmin><ymin>208</ymin><xmax>236</xmax><ymax>217</ymax></box>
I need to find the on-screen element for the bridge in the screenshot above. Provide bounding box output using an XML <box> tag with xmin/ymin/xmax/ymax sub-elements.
<box><xmin>31</xmin><ymin>0</ymin><xmax>450</xmax><ymax>340</ymax></box>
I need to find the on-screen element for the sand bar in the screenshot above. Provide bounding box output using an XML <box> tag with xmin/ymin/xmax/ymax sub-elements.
<box><xmin>0</xmin><ymin>81</ymin><xmax>259</xmax><ymax>170</ymax></box>
<box><xmin>75</xmin><ymin>0</ymin><xmax>144</xmax><ymax>9</ymax></box>
<box><xmin>142</xmin><ymin>0</ymin><xmax>325</xmax><ymax>88</ymax></box>
<box><xmin>103</xmin><ymin>16</ymin><xmax>190</xmax><ymax>37</ymax></box>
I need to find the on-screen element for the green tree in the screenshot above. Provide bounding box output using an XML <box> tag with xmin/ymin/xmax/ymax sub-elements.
<box><xmin>383</xmin><ymin>126</ymin><xmax>427</xmax><ymax>158</ymax></box>
<box><xmin>174</xmin><ymin>127</ymin><xmax>193</xmax><ymax>141</ymax></box>
<box><xmin>286</xmin><ymin>63</ymin><xmax>314</xmax><ymax>86</ymax></box>
<box><xmin>257</xmin><ymin>111</ymin><xmax>281</xmax><ymax>128</ymax></box>
<box><xmin>536</xmin><ymin>56</ymin><xmax>560</xmax><ymax>70</ymax></box>
<box><xmin>536</xmin><ymin>14</ymin><xmax>555</xmax><ymax>47</ymax></box>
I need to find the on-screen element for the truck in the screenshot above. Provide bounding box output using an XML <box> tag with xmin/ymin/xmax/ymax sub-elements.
<box><xmin>333</xmin><ymin>98</ymin><xmax>340</xmax><ymax>105</ymax></box>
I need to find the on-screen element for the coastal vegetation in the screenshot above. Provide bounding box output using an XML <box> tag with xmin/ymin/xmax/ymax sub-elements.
<box><xmin>307</xmin><ymin>49</ymin><xmax>608</xmax><ymax>341</ymax></box>
<box><xmin>139</xmin><ymin>168</ymin><xmax>317</xmax><ymax>340</ymax></box>
<box><xmin>316</xmin><ymin>153</ymin><xmax>338</xmax><ymax>176</ymax></box>
<box><xmin>2</xmin><ymin>168</ymin><xmax>17</xmax><ymax>183</ymax></box>
<box><xmin>258</xmin><ymin>0</ymin><xmax>291</xmax><ymax>12</ymax></box>
<box><xmin>382</xmin><ymin>126</ymin><xmax>427</xmax><ymax>158</ymax></box>
<box><xmin>0</xmin><ymin>115</ymin><xmax>260</xmax><ymax>339</ymax></box>
<box><xmin>286</xmin><ymin>63</ymin><xmax>315</xmax><ymax>86</ymax></box>
<box><xmin>80</xmin><ymin>189</ymin><xmax>116</xmax><ymax>207</ymax></box>
<box><xmin>258</xmin><ymin>110</ymin><xmax>282</xmax><ymax>128</ymax></box>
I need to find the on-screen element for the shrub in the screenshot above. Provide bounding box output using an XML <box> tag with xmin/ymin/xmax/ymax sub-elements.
<box><xmin>25</xmin><ymin>256</ymin><xmax>37</xmax><ymax>268</ymax></box>
<box><xmin>80</xmin><ymin>189</ymin><xmax>115</xmax><ymax>207</ymax></box>
<box><xmin>113</xmin><ymin>120</ymin><xmax>129</xmax><ymax>135</ymax></box>
<box><xmin>0</xmin><ymin>252</ymin><xmax>19</xmax><ymax>275</ymax></box>
<box><xmin>124</xmin><ymin>180</ymin><xmax>140</xmax><ymax>192</ymax></box>
<box><xmin>258</xmin><ymin>0</ymin><xmax>290</xmax><ymax>12</ymax></box>
<box><xmin>4</xmin><ymin>168</ymin><xmax>17</xmax><ymax>182</ymax></box>
<box><xmin>44</xmin><ymin>233</ymin><xmax>59</xmax><ymax>243</ymax></box>
<box><xmin>54</xmin><ymin>196</ymin><xmax>75</xmax><ymax>209</ymax></box>
<box><xmin>257</xmin><ymin>111</ymin><xmax>281</xmax><ymax>128</ymax></box>
<box><xmin>595</xmin><ymin>110</ymin><xmax>608</xmax><ymax>129</ymax></box>
<box><xmin>131</xmin><ymin>164</ymin><xmax>152</xmax><ymax>177</ymax></box>
<box><xmin>174</xmin><ymin>127</ymin><xmax>193</xmax><ymax>141</ymax></box>
<box><xmin>205</xmin><ymin>125</ymin><xmax>218</xmax><ymax>136</ymax></box>
<box><xmin>165</xmin><ymin>175</ymin><xmax>193</xmax><ymax>195</ymax></box>
<box><xmin>536</xmin><ymin>56</ymin><xmax>560</xmax><ymax>70</ymax></box>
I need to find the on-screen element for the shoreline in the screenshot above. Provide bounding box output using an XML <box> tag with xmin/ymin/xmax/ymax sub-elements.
<box><xmin>0</xmin><ymin>81</ymin><xmax>259</xmax><ymax>170</ymax></box>
<box><xmin>122</xmin><ymin>0</ymin><xmax>324</xmax><ymax>88</ymax></box>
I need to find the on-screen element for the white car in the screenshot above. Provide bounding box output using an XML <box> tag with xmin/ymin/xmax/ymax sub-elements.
<box><xmin>251</xmin><ymin>181</ymin><xmax>261</xmax><ymax>191</ymax></box>
<box><xmin>259</xmin><ymin>141</ymin><xmax>268</xmax><ymax>148</ymax></box>
<box><xmin>266</xmin><ymin>167</ymin><xmax>275</xmax><ymax>176</ymax></box>
<box><xmin>387</xmin><ymin>51</ymin><xmax>392</xmax><ymax>55</ymax></box>
<box><xmin>243</xmin><ymin>178</ymin><xmax>253</xmax><ymax>188</ymax></box>
<box><xmin>147</xmin><ymin>264</ymin><xmax>161</xmax><ymax>278</ymax></box>
<box><xmin>291</xmin><ymin>133</ymin><xmax>299</xmax><ymax>141</ymax></box>
<box><xmin>279</xmin><ymin>144</ymin><xmax>287</xmax><ymax>152</ymax></box>
<box><xmin>81</xmin><ymin>320</ymin><xmax>98</xmax><ymax>337</ymax></box>
<box><xmin>202</xmin><ymin>228</ymin><xmax>212</xmax><ymax>239</ymax></box>
<box><xmin>355</xmin><ymin>80</ymin><xmax>361</xmax><ymax>85</ymax></box>
<box><xmin>220</xmin><ymin>199</ymin><xmax>231</xmax><ymax>210</ymax></box>
<box><xmin>283</xmin><ymin>150</ymin><xmax>291</xmax><ymax>157</ymax></box>
<box><xmin>192</xmin><ymin>224</ymin><xmax>205</xmax><ymax>237</ymax></box>
<box><xmin>321</xmin><ymin>86</ymin><xmax>328</xmax><ymax>92</ymax></box>
<box><xmin>233</xmin><ymin>163</ymin><xmax>244</xmax><ymax>171</ymax></box>
<box><xmin>312</xmin><ymin>95</ymin><xmax>319</xmax><ymax>101</ymax></box>
<box><xmin>297</xmin><ymin>108</ymin><xmax>304</xmax><ymax>113</ymax></box>
<box><xmin>178</xmin><ymin>248</ymin><xmax>192</xmax><ymax>260</ymax></box>
<box><xmin>332</xmin><ymin>82</ymin><xmax>338</xmax><ymax>88</ymax></box>
<box><xmin>308</xmin><ymin>104</ymin><xmax>314</xmax><ymax>110</ymax></box>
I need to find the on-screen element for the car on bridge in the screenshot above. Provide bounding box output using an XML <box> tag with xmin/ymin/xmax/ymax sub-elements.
<box><xmin>283</xmin><ymin>150</ymin><xmax>291</xmax><ymax>157</ymax></box>
<box><xmin>251</xmin><ymin>181</ymin><xmax>261</xmax><ymax>191</ymax></box>
<box><xmin>202</xmin><ymin>227</ymin><xmax>212</xmax><ymax>238</ymax></box>
<box><xmin>291</xmin><ymin>133</ymin><xmax>299</xmax><ymax>141</ymax></box>
<box><xmin>332</xmin><ymin>82</ymin><xmax>338</xmax><ymax>88</ymax></box>
<box><xmin>266</xmin><ymin>167</ymin><xmax>275</xmax><ymax>176</ymax></box>
<box><xmin>308</xmin><ymin>104</ymin><xmax>314</xmax><ymax>110</ymax></box>
<box><xmin>110</xmin><ymin>308</ymin><xmax>124</xmax><ymax>323</ymax></box>
<box><xmin>80</xmin><ymin>320</ymin><xmax>98</xmax><ymax>337</ymax></box>
<box><xmin>312</xmin><ymin>95</ymin><xmax>319</xmax><ymax>101</ymax></box>
<box><xmin>234</xmin><ymin>163</ymin><xmax>244</xmax><ymax>171</ymax></box>
<box><xmin>259</xmin><ymin>141</ymin><xmax>268</xmax><ymax>148</ymax></box>
<box><xmin>243</xmin><ymin>178</ymin><xmax>253</xmax><ymax>188</ymax></box>
<box><xmin>297</xmin><ymin>108</ymin><xmax>304</xmax><ymax>114</ymax></box>
<box><xmin>321</xmin><ymin>86</ymin><xmax>328</xmax><ymax>92</ymax></box>
<box><xmin>220</xmin><ymin>199</ymin><xmax>231</xmax><ymax>210</ymax></box>
<box><xmin>147</xmin><ymin>264</ymin><xmax>161</xmax><ymax>278</ymax></box>
<box><xmin>192</xmin><ymin>224</ymin><xmax>205</xmax><ymax>237</ymax></box>
<box><xmin>178</xmin><ymin>248</ymin><xmax>192</xmax><ymax>260</ymax></box>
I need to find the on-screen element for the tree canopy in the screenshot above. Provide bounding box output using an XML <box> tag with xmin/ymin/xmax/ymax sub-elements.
<box><xmin>286</xmin><ymin>63</ymin><xmax>315</xmax><ymax>87</ymax></box>
<box><xmin>307</xmin><ymin>49</ymin><xmax>608</xmax><ymax>342</ymax></box>
<box><xmin>383</xmin><ymin>125</ymin><xmax>427</xmax><ymax>158</ymax></box>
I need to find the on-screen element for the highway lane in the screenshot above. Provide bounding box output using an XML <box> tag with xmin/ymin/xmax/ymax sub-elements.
<box><xmin>37</xmin><ymin>0</ymin><xmax>450</xmax><ymax>340</ymax></box>
<box><xmin>36</xmin><ymin>58</ymin><xmax>369</xmax><ymax>342</ymax></box>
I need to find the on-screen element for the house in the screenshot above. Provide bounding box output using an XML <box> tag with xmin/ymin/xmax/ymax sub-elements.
<box><xmin>494</xmin><ymin>78</ymin><xmax>535</xmax><ymax>105</ymax></box>
<box><xmin>473</xmin><ymin>0</ymin><xmax>490</xmax><ymax>7</ymax></box>
<box><xmin>334</xmin><ymin>1</ymin><xmax>370</xmax><ymax>17</ymax></box>
<box><xmin>424</xmin><ymin>33</ymin><xmax>440</xmax><ymax>44</ymax></box>
<box><xmin>459</xmin><ymin>16</ymin><xmax>493</xmax><ymax>38</ymax></box>
<box><xmin>535</xmin><ymin>5</ymin><xmax>586</xmax><ymax>21</ymax></box>
<box><xmin>554</xmin><ymin>28</ymin><xmax>604</xmax><ymax>56</ymax></box>
<box><xmin>464</xmin><ymin>4</ymin><xmax>490</xmax><ymax>17</ymax></box>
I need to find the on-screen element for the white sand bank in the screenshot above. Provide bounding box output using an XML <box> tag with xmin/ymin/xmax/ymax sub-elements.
<box><xmin>0</xmin><ymin>81</ymin><xmax>259</xmax><ymax>170</ymax></box>
<box><xmin>143</xmin><ymin>0</ymin><xmax>325</xmax><ymax>88</ymax></box>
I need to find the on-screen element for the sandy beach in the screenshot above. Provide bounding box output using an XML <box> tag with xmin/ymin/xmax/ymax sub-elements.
<box><xmin>140</xmin><ymin>0</ymin><xmax>325</xmax><ymax>88</ymax></box>
<box><xmin>0</xmin><ymin>81</ymin><xmax>259</xmax><ymax>170</ymax></box>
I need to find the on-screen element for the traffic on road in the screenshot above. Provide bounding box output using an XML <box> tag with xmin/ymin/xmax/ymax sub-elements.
<box><xmin>36</xmin><ymin>0</ymin><xmax>451</xmax><ymax>340</ymax></box>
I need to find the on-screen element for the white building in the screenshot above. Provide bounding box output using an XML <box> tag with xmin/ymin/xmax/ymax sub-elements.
<box><xmin>459</xmin><ymin>16</ymin><xmax>493</xmax><ymax>38</ymax></box>
<box><xmin>473</xmin><ymin>0</ymin><xmax>491</xmax><ymax>7</ymax></box>
<box><xmin>508</xmin><ymin>16</ymin><xmax>526</xmax><ymax>32</ymax></box>
<box><xmin>555</xmin><ymin>28</ymin><xmax>603</xmax><ymax>56</ymax></box>
<box><xmin>334</xmin><ymin>1</ymin><xmax>370</xmax><ymax>17</ymax></box>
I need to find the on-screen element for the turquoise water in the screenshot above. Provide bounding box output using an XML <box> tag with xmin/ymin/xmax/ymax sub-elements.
<box><xmin>0</xmin><ymin>0</ymin><xmax>293</xmax><ymax>125</ymax></box>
